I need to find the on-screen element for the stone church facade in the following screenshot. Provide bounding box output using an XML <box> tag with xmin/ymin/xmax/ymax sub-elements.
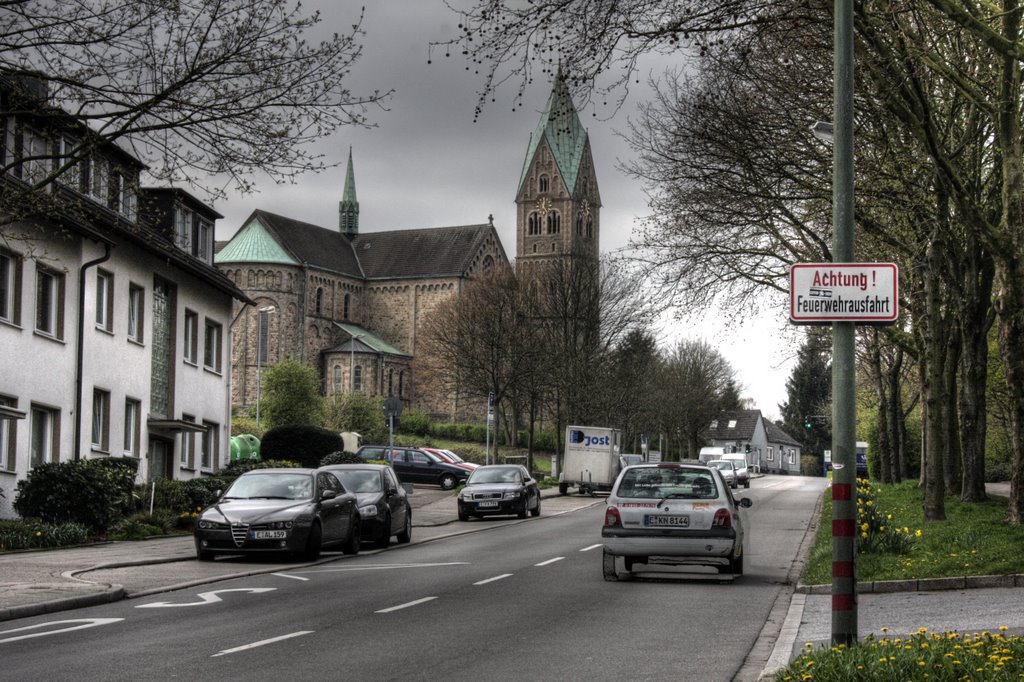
<box><xmin>215</xmin><ymin>73</ymin><xmax>600</xmax><ymax>420</ymax></box>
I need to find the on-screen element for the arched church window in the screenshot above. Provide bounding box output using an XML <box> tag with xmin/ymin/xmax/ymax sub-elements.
<box><xmin>333</xmin><ymin>365</ymin><xmax>342</xmax><ymax>393</ymax></box>
<box><xmin>539</xmin><ymin>175</ymin><xmax>549</xmax><ymax>193</ymax></box>
<box><xmin>353</xmin><ymin>366</ymin><xmax>362</xmax><ymax>391</ymax></box>
<box><xmin>532</xmin><ymin>244</ymin><xmax>538</xmax><ymax>253</ymax></box>
<box><xmin>388</xmin><ymin>369</ymin><xmax>394</xmax><ymax>395</ymax></box>
<box><xmin>547</xmin><ymin>210</ymin><xmax>560</xmax><ymax>234</ymax></box>
<box><xmin>528</xmin><ymin>212</ymin><xmax>541</xmax><ymax>236</ymax></box>
<box><xmin>576</xmin><ymin>215</ymin><xmax>583</xmax><ymax>235</ymax></box>
<box><xmin>315</xmin><ymin>287</ymin><xmax>324</xmax><ymax>315</ymax></box>
<box><xmin>482</xmin><ymin>255</ymin><xmax>494</xmax><ymax>270</ymax></box>
<box><xmin>586</xmin><ymin>217</ymin><xmax>594</xmax><ymax>238</ymax></box>
<box><xmin>343</xmin><ymin>292</ymin><xmax>350</xmax><ymax>320</ymax></box>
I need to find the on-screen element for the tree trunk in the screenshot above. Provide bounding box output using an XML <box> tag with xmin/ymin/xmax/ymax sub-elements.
<box><xmin>942</xmin><ymin>330</ymin><xmax>962</xmax><ymax>496</ymax></box>
<box><xmin>871</xmin><ymin>330</ymin><xmax>893</xmax><ymax>483</ymax></box>
<box><xmin>923</xmin><ymin>234</ymin><xmax>947</xmax><ymax>521</ymax></box>
<box><xmin>890</xmin><ymin>347</ymin><xmax>909</xmax><ymax>482</ymax></box>
<box><xmin>959</xmin><ymin>245</ymin><xmax>994</xmax><ymax>502</ymax></box>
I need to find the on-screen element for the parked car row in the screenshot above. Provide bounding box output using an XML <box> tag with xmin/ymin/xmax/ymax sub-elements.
<box><xmin>355</xmin><ymin>445</ymin><xmax>472</xmax><ymax>490</ymax></box>
<box><xmin>194</xmin><ymin>463</ymin><xmax>413</xmax><ymax>561</ymax></box>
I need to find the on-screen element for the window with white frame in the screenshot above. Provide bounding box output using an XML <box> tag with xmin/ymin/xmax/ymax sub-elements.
<box><xmin>96</xmin><ymin>269</ymin><xmax>113</xmax><ymax>332</ymax></box>
<box><xmin>788</xmin><ymin>449</ymin><xmax>796</xmax><ymax>465</ymax></box>
<box><xmin>124</xmin><ymin>398</ymin><xmax>140</xmax><ymax>457</ymax></box>
<box><xmin>0</xmin><ymin>395</ymin><xmax>17</xmax><ymax>471</ymax></box>
<box><xmin>194</xmin><ymin>218</ymin><xmax>212</xmax><ymax>263</ymax></box>
<box><xmin>0</xmin><ymin>247</ymin><xmax>22</xmax><ymax>325</ymax></box>
<box><xmin>203</xmin><ymin>319</ymin><xmax>222</xmax><ymax>372</ymax></box>
<box><xmin>767</xmin><ymin>447</ymin><xmax>774</xmax><ymax>462</ymax></box>
<box><xmin>183</xmin><ymin>309</ymin><xmax>198</xmax><ymax>364</ymax></box>
<box><xmin>201</xmin><ymin>421</ymin><xmax>217</xmax><ymax>470</ymax></box>
<box><xmin>35</xmin><ymin>267</ymin><xmax>64</xmax><ymax>339</ymax></box>
<box><xmin>89</xmin><ymin>155</ymin><xmax>108</xmax><ymax>202</ymax></box>
<box><xmin>58</xmin><ymin>135</ymin><xmax>81</xmax><ymax>189</ymax></box>
<box><xmin>180</xmin><ymin>414</ymin><xmax>195</xmax><ymax>468</ymax></box>
<box><xmin>30</xmin><ymin>404</ymin><xmax>59</xmax><ymax>467</ymax></box>
<box><xmin>91</xmin><ymin>388</ymin><xmax>110</xmax><ymax>451</ymax></box>
<box><xmin>127</xmin><ymin>283</ymin><xmax>144</xmax><ymax>343</ymax></box>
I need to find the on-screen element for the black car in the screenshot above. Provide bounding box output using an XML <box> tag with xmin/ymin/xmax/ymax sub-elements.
<box><xmin>457</xmin><ymin>464</ymin><xmax>541</xmax><ymax>521</ymax></box>
<box><xmin>355</xmin><ymin>445</ymin><xmax>469</xmax><ymax>490</ymax></box>
<box><xmin>194</xmin><ymin>468</ymin><xmax>361</xmax><ymax>561</ymax></box>
<box><xmin>319</xmin><ymin>464</ymin><xmax>413</xmax><ymax>548</ymax></box>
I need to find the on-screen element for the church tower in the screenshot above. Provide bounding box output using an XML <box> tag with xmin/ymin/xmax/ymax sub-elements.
<box><xmin>339</xmin><ymin>147</ymin><xmax>359</xmax><ymax>236</ymax></box>
<box><xmin>515</xmin><ymin>72</ymin><xmax>601</xmax><ymax>268</ymax></box>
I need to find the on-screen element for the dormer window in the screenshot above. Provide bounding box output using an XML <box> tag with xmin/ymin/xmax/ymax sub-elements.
<box><xmin>175</xmin><ymin>206</ymin><xmax>193</xmax><ymax>252</ymax></box>
<box><xmin>194</xmin><ymin>217</ymin><xmax>212</xmax><ymax>263</ymax></box>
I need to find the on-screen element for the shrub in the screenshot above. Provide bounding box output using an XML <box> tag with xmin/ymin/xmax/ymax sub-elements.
<box><xmin>14</xmin><ymin>457</ymin><xmax>138</xmax><ymax>534</ymax></box>
<box><xmin>217</xmin><ymin>458</ymin><xmax>301</xmax><ymax>487</ymax></box>
<box><xmin>0</xmin><ymin>519</ymin><xmax>89</xmax><ymax>550</ymax></box>
<box><xmin>109</xmin><ymin>513</ymin><xmax>166</xmax><ymax>541</ymax></box>
<box><xmin>260</xmin><ymin>425</ymin><xmax>343</xmax><ymax>467</ymax></box>
<box><xmin>397</xmin><ymin>406</ymin><xmax>431</xmax><ymax>436</ymax></box>
<box><xmin>320</xmin><ymin>450</ymin><xmax>364</xmax><ymax>466</ymax></box>
<box><xmin>323</xmin><ymin>392</ymin><xmax>387</xmax><ymax>443</ymax></box>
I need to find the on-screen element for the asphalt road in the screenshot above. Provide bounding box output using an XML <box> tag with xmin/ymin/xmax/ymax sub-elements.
<box><xmin>0</xmin><ymin>477</ymin><xmax>826</xmax><ymax>682</ymax></box>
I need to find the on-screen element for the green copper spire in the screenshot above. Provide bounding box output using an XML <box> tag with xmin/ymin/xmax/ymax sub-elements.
<box><xmin>339</xmin><ymin>147</ymin><xmax>359</xmax><ymax>236</ymax></box>
<box><xmin>518</xmin><ymin>70</ymin><xmax>588</xmax><ymax>195</ymax></box>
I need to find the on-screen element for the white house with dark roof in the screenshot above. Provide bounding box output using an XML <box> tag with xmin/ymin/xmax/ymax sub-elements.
<box><xmin>0</xmin><ymin>74</ymin><xmax>250</xmax><ymax>516</ymax></box>
<box><xmin>704</xmin><ymin>409</ymin><xmax>803</xmax><ymax>475</ymax></box>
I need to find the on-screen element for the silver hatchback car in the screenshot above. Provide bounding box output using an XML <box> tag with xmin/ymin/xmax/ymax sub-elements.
<box><xmin>601</xmin><ymin>463</ymin><xmax>752</xmax><ymax>580</ymax></box>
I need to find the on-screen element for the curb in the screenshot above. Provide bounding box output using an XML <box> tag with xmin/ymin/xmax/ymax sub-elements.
<box><xmin>796</xmin><ymin>573</ymin><xmax>1024</xmax><ymax>594</ymax></box>
<box><xmin>0</xmin><ymin>585</ymin><xmax>126</xmax><ymax>624</ymax></box>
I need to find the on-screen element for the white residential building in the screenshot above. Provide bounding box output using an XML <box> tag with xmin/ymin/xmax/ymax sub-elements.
<box><xmin>0</xmin><ymin>73</ymin><xmax>249</xmax><ymax>518</ymax></box>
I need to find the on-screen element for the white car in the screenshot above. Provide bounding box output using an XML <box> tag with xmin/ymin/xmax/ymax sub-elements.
<box><xmin>706</xmin><ymin>459</ymin><xmax>739</xmax><ymax>488</ymax></box>
<box><xmin>601</xmin><ymin>463</ymin><xmax>752</xmax><ymax>580</ymax></box>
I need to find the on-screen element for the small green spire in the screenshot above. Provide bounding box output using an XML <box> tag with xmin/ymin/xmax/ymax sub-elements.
<box><xmin>340</xmin><ymin>147</ymin><xmax>359</xmax><ymax>236</ymax></box>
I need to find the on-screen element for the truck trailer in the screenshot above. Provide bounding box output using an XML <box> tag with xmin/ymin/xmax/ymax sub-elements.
<box><xmin>559</xmin><ymin>425</ymin><xmax>622</xmax><ymax>495</ymax></box>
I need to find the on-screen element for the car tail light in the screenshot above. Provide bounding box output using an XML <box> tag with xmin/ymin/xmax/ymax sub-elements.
<box><xmin>712</xmin><ymin>508</ymin><xmax>732</xmax><ymax>529</ymax></box>
<box><xmin>604</xmin><ymin>506</ymin><xmax>622</xmax><ymax>528</ymax></box>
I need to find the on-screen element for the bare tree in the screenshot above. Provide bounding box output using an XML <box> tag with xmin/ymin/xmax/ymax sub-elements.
<box><xmin>2</xmin><ymin>0</ymin><xmax>388</xmax><ymax>236</ymax></box>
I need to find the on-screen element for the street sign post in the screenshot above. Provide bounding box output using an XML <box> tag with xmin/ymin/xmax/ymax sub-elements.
<box><xmin>790</xmin><ymin>263</ymin><xmax>899</xmax><ymax>325</ymax></box>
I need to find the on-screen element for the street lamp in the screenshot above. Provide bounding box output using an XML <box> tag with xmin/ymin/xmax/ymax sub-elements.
<box><xmin>255</xmin><ymin>306</ymin><xmax>275</xmax><ymax>430</ymax></box>
<box><xmin>349</xmin><ymin>333</ymin><xmax>364</xmax><ymax>393</ymax></box>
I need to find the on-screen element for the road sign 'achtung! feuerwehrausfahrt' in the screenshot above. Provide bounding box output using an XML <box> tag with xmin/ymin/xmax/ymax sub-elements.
<box><xmin>790</xmin><ymin>263</ymin><xmax>899</xmax><ymax>324</ymax></box>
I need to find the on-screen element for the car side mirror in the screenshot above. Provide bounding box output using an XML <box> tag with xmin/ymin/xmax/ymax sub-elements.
<box><xmin>321</xmin><ymin>489</ymin><xmax>338</xmax><ymax>500</ymax></box>
<box><xmin>739</xmin><ymin>497</ymin><xmax>753</xmax><ymax>508</ymax></box>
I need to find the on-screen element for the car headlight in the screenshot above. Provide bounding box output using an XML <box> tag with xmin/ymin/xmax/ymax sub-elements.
<box><xmin>359</xmin><ymin>504</ymin><xmax>380</xmax><ymax>518</ymax></box>
<box><xmin>503</xmin><ymin>490</ymin><xmax>522</xmax><ymax>500</ymax></box>
<box><xmin>264</xmin><ymin>520</ymin><xmax>294</xmax><ymax>530</ymax></box>
<box><xmin>197</xmin><ymin>520</ymin><xmax>223</xmax><ymax>530</ymax></box>
<box><xmin>460</xmin><ymin>490</ymin><xmax>475</xmax><ymax>501</ymax></box>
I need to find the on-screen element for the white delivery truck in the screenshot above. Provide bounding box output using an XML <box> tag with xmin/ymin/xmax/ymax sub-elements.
<box><xmin>559</xmin><ymin>425</ymin><xmax>622</xmax><ymax>495</ymax></box>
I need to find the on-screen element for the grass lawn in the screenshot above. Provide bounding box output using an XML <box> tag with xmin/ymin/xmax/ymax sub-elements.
<box><xmin>802</xmin><ymin>479</ymin><xmax>1024</xmax><ymax>585</ymax></box>
<box><xmin>772</xmin><ymin>479</ymin><xmax>1024</xmax><ymax>680</ymax></box>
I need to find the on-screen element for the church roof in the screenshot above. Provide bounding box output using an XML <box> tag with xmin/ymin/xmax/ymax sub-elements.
<box><xmin>352</xmin><ymin>224</ymin><xmax>501</xmax><ymax>279</ymax></box>
<box><xmin>215</xmin><ymin>209</ymin><xmax>363</xmax><ymax>277</ymax></box>
<box><xmin>518</xmin><ymin>74</ymin><xmax>589</xmax><ymax>196</ymax></box>
<box><xmin>330</xmin><ymin>322</ymin><xmax>411</xmax><ymax>358</ymax></box>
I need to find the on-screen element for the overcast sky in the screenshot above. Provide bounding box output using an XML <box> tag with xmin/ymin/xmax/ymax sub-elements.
<box><xmin>212</xmin><ymin>1</ymin><xmax>800</xmax><ymax>422</ymax></box>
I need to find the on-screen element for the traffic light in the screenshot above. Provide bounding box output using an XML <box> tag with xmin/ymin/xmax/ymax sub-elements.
<box><xmin>805</xmin><ymin>418</ymin><xmax>813</xmax><ymax>429</ymax></box>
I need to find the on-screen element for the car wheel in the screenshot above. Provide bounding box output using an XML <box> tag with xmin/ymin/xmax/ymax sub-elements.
<box><xmin>602</xmin><ymin>548</ymin><xmax>619</xmax><ymax>581</ymax></box>
<box><xmin>732</xmin><ymin>553</ymin><xmax>744</xmax><ymax>576</ymax></box>
<box><xmin>530</xmin><ymin>495</ymin><xmax>541</xmax><ymax>517</ymax></box>
<box><xmin>396</xmin><ymin>509</ymin><xmax>412</xmax><ymax>543</ymax></box>
<box><xmin>302</xmin><ymin>522</ymin><xmax>323</xmax><ymax>562</ymax></box>
<box><xmin>517</xmin><ymin>499</ymin><xmax>529</xmax><ymax>519</ymax></box>
<box><xmin>375</xmin><ymin>513</ymin><xmax>391</xmax><ymax>549</ymax></box>
<box><xmin>458</xmin><ymin>508</ymin><xmax>469</xmax><ymax>522</ymax></box>
<box><xmin>744</xmin><ymin>479</ymin><xmax>750</xmax><ymax>489</ymax></box>
<box><xmin>439</xmin><ymin>473</ymin><xmax>458</xmax><ymax>490</ymax></box>
<box><xmin>558</xmin><ymin>482</ymin><xmax>568</xmax><ymax>495</ymax></box>
<box><xmin>341</xmin><ymin>517</ymin><xmax>361</xmax><ymax>555</ymax></box>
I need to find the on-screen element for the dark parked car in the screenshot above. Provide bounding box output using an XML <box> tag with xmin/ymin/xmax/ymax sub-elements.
<box><xmin>319</xmin><ymin>463</ymin><xmax>413</xmax><ymax>548</ymax></box>
<box><xmin>194</xmin><ymin>468</ymin><xmax>361</xmax><ymax>561</ymax></box>
<box><xmin>458</xmin><ymin>464</ymin><xmax>541</xmax><ymax>521</ymax></box>
<box><xmin>355</xmin><ymin>445</ymin><xmax>469</xmax><ymax>490</ymax></box>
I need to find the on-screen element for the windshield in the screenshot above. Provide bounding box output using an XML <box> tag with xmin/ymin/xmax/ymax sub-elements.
<box><xmin>468</xmin><ymin>467</ymin><xmax>521</xmax><ymax>485</ymax></box>
<box><xmin>443</xmin><ymin>450</ymin><xmax>465</xmax><ymax>463</ymax></box>
<box><xmin>333</xmin><ymin>469</ymin><xmax>382</xmax><ymax>493</ymax></box>
<box><xmin>615</xmin><ymin>467</ymin><xmax>719</xmax><ymax>500</ymax></box>
<box><xmin>225</xmin><ymin>473</ymin><xmax>313</xmax><ymax>500</ymax></box>
<box><xmin>708</xmin><ymin>460</ymin><xmax>734</xmax><ymax>471</ymax></box>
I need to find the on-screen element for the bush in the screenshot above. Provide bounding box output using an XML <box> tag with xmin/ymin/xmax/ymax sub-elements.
<box><xmin>109</xmin><ymin>512</ymin><xmax>168</xmax><ymax>541</ymax></box>
<box><xmin>216</xmin><ymin>458</ymin><xmax>301</xmax><ymax>487</ymax></box>
<box><xmin>14</xmin><ymin>457</ymin><xmax>138</xmax><ymax>534</ymax></box>
<box><xmin>320</xmin><ymin>451</ymin><xmax>364</xmax><ymax>466</ymax></box>
<box><xmin>397</xmin><ymin>406</ymin><xmax>431</xmax><ymax>436</ymax></box>
<box><xmin>0</xmin><ymin>519</ymin><xmax>89</xmax><ymax>550</ymax></box>
<box><xmin>134</xmin><ymin>477</ymin><xmax>226</xmax><ymax>515</ymax></box>
<box><xmin>323</xmin><ymin>392</ymin><xmax>388</xmax><ymax>443</ymax></box>
<box><xmin>260</xmin><ymin>425</ymin><xmax>343</xmax><ymax>467</ymax></box>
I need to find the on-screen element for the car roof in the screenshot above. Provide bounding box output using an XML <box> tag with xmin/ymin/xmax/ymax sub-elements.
<box><xmin>241</xmin><ymin>468</ymin><xmax>316</xmax><ymax>474</ymax></box>
<box><xmin>319</xmin><ymin>463</ymin><xmax>387</xmax><ymax>470</ymax></box>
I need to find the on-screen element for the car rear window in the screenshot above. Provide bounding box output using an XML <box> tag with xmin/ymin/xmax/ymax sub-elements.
<box><xmin>615</xmin><ymin>467</ymin><xmax>719</xmax><ymax>500</ymax></box>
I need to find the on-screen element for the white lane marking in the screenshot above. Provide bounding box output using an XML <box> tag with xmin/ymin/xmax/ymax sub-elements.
<box><xmin>0</xmin><ymin>619</ymin><xmax>124</xmax><ymax>644</ymax></box>
<box><xmin>272</xmin><ymin>573</ymin><xmax>310</xmax><ymax>581</ymax></box>
<box><xmin>296</xmin><ymin>562</ymin><xmax>468</xmax><ymax>574</ymax></box>
<box><xmin>535</xmin><ymin>557</ymin><xmax>564</xmax><ymax>566</ymax></box>
<box><xmin>376</xmin><ymin>597</ymin><xmax>438</xmax><ymax>613</ymax></box>
<box><xmin>212</xmin><ymin>631</ymin><xmax>313</xmax><ymax>657</ymax></box>
<box><xmin>580</xmin><ymin>544</ymin><xmax>603</xmax><ymax>552</ymax></box>
<box><xmin>474</xmin><ymin>574</ymin><xmax>512</xmax><ymax>585</ymax></box>
<box><xmin>136</xmin><ymin>588</ymin><xmax>276</xmax><ymax>608</ymax></box>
